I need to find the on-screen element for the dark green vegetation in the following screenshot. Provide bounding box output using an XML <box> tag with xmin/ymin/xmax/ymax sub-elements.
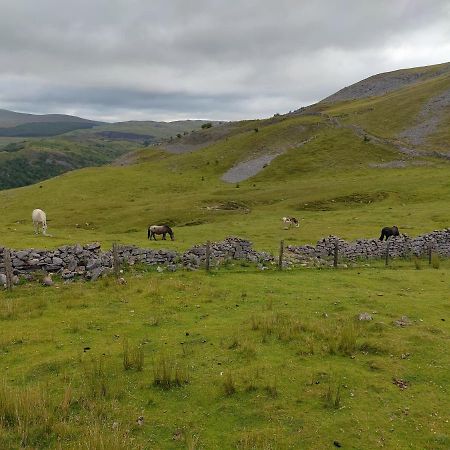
<box><xmin>0</xmin><ymin>62</ymin><xmax>450</xmax><ymax>448</ymax></box>
<box><xmin>0</xmin><ymin>113</ymin><xmax>217</xmax><ymax>189</ymax></box>
<box><xmin>1</xmin><ymin>263</ymin><xmax>449</xmax><ymax>449</ymax></box>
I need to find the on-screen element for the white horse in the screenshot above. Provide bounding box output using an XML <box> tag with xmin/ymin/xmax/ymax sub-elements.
<box><xmin>282</xmin><ymin>216</ymin><xmax>300</xmax><ymax>229</ymax></box>
<box><xmin>32</xmin><ymin>209</ymin><xmax>48</xmax><ymax>235</ymax></box>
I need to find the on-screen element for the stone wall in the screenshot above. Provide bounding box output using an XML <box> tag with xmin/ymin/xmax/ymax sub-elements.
<box><xmin>2</xmin><ymin>229</ymin><xmax>450</xmax><ymax>282</ymax></box>
<box><xmin>0</xmin><ymin>237</ymin><xmax>274</xmax><ymax>281</ymax></box>
<box><xmin>286</xmin><ymin>229</ymin><xmax>450</xmax><ymax>263</ymax></box>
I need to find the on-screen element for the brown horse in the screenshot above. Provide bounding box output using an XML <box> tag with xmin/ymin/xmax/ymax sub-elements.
<box><xmin>148</xmin><ymin>224</ymin><xmax>174</xmax><ymax>240</ymax></box>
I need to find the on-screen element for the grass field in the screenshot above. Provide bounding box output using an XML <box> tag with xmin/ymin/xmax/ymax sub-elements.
<box><xmin>1</xmin><ymin>261</ymin><xmax>449</xmax><ymax>449</ymax></box>
<box><xmin>1</xmin><ymin>63</ymin><xmax>450</xmax><ymax>449</ymax></box>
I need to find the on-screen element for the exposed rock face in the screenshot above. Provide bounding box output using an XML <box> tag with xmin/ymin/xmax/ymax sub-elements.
<box><xmin>0</xmin><ymin>237</ymin><xmax>274</xmax><ymax>280</ymax></box>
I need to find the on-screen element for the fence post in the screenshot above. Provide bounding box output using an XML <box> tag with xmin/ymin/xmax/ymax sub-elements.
<box><xmin>428</xmin><ymin>243</ymin><xmax>432</xmax><ymax>265</ymax></box>
<box><xmin>385</xmin><ymin>240</ymin><xmax>390</xmax><ymax>266</ymax></box>
<box><xmin>205</xmin><ymin>240</ymin><xmax>211</xmax><ymax>272</ymax></box>
<box><xmin>4</xmin><ymin>248</ymin><xmax>13</xmax><ymax>291</ymax></box>
<box><xmin>112</xmin><ymin>243</ymin><xmax>120</xmax><ymax>278</ymax></box>
<box><xmin>333</xmin><ymin>240</ymin><xmax>339</xmax><ymax>268</ymax></box>
<box><xmin>278</xmin><ymin>240</ymin><xmax>284</xmax><ymax>270</ymax></box>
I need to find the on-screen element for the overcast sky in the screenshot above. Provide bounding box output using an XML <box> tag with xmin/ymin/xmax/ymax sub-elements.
<box><xmin>0</xmin><ymin>0</ymin><xmax>449</xmax><ymax>122</ymax></box>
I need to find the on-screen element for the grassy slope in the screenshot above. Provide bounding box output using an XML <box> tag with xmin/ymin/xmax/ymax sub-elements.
<box><xmin>1</xmin><ymin>64</ymin><xmax>450</xmax><ymax>449</ymax></box>
<box><xmin>80</xmin><ymin>120</ymin><xmax>221</xmax><ymax>139</ymax></box>
<box><xmin>0</xmin><ymin>137</ymin><xmax>136</xmax><ymax>190</ymax></box>
<box><xmin>321</xmin><ymin>71</ymin><xmax>450</xmax><ymax>143</ymax></box>
<box><xmin>0</xmin><ymin>112</ymin><xmax>448</xmax><ymax>252</ymax></box>
<box><xmin>1</xmin><ymin>263</ymin><xmax>449</xmax><ymax>449</ymax></box>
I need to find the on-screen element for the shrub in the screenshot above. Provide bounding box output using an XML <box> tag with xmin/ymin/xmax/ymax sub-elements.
<box><xmin>201</xmin><ymin>122</ymin><xmax>212</xmax><ymax>129</ymax></box>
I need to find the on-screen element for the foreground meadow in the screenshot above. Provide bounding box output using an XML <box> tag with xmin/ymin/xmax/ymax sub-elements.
<box><xmin>1</xmin><ymin>261</ymin><xmax>449</xmax><ymax>449</ymax></box>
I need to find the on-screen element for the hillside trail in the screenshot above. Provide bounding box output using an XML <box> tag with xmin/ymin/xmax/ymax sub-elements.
<box><xmin>221</xmin><ymin>136</ymin><xmax>316</xmax><ymax>183</ymax></box>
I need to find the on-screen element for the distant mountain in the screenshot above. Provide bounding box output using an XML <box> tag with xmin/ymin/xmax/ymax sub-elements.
<box><xmin>0</xmin><ymin>112</ymin><xmax>220</xmax><ymax>189</ymax></box>
<box><xmin>73</xmin><ymin>120</ymin><xmax>223</xmax><ymax>143</ymax></box>
<box><xmin>0</xmin><ymin>109</ymin><xmax>102</xmax><ymax>128</ymax></box>
<box><xmin>0</xmin><ymin>109</ymin><xmax>103</xmax><ymax>137</ymax></box>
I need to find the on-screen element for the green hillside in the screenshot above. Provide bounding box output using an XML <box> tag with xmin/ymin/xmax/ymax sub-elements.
<box><xmin>1</xmin><ymin>62</ymin><xmax>449</xmax><ymax>250</ymax></box>
<box><xmin>0</xmin><ymin>116</ymin><xmax>220</xmax><ymax>189</ymax></box>
<box><xmin>1</xmin><ymin>63</ymin><xmax>450</xmax><ymax>449</ymax></box>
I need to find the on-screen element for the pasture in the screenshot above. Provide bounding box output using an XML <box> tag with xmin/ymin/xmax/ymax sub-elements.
<box><xmin>1</xmin><ymin>67</ymin><xmax>449</xmax><ymax>448</ymax></box>
<box><xmin>1</xmin><ymin>262</ymin><xmax>449</xmax><ymax>449</ymax></box>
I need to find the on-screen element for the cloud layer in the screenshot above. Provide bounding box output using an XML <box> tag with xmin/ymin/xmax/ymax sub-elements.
<box><xmin>1</xmin><ymin>0</ymin><xmax>449</xmax><ymax>121</ymax></box>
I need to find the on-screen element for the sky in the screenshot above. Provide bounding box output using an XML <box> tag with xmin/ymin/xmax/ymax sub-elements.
<box><xmin>0</xmin><ymin>0</ymin><xmax>449</xmax><ymax>122</ymax></box>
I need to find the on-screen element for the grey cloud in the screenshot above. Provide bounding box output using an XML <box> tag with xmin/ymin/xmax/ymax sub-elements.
<box><xmin>0</xmin><ymin>0</ymin><xmax>449</xmax><ymax>121</ymax></box>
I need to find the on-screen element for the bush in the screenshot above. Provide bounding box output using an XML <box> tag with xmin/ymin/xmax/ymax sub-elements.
<box><xmin>201</xmin><ymin>122</ymin><xmax>212</xmax><ymax>129</ymax></box>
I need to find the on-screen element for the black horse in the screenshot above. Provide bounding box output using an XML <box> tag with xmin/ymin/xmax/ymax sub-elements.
<box><xmin>148</xmin><ymin>224</ymin><xmax>174</xmax><ymax>240</ymax></box>
<box><xmin>379</xmin><ymin>226</ymin><xmax>399</xmax><ymax>241</ymax></box>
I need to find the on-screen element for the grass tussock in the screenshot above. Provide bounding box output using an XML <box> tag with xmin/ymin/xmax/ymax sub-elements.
<box><xmin>413</xmin><ymin>256</ymin><xmax>422</xmax><ymax>270</ymax></box>
<box><xmin>0</xmin><ymin>381</ymin><xmax>52</xmax><ymax>447</ymax></box>
<box><xmin>236</xmin><ymin>429</ymin><xmax>278</xmax><ymax>450</ymax></box>
<box><xmin>250</xmin><ymin>312</ymin><xmax>305</xmax><ymax>343</ymax></box>
<box><xmin>82</xmin><ymin>358</ymin><xmax>120</xmax><ymax>400</ymax></box>
<box><xmin>431</xmin><ymin>252</ymin><xmax>440</xmax><ymax>269</ymax></box>
<box><xmin>325</xmin><ymin>321</ymin><xmax>360</xmax><ymax>356</ymax></box>
<box><xmin>74</xmin><ymin>423</ymin><xmax>139</xmax><ymax>450</ymax></box>
<box><xmin>223</xmin><ymin>372</ymin><xmax>236</xmax><ymax>396</ymax></box>
<box><xmin>0</xmin><ymin>298</ymin><xmax>16</xmax><ymax>320</ymax></box>
<box><xmin>153</xmin><ymin>354</ymin><xmax>189</xmax><ymax>389</ymax></box>
<box><xmin>123</xmin><ymin>339</ymin><xmax>144</xmax><ymax>371</ymax></box>
<box><xmin>324</xmin><ymin>377</ymin><xmax>342</xmax><ymax>409</ymax></box>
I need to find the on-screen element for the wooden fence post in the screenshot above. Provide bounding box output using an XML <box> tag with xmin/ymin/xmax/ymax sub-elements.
<box><xmin>4</xmin><ymin>248</ymin><xmax>13</xmax><ymax>291</ymax></box>
<box><xmin>428</xmin><ymin>244</ymin><xmax>432</xmax><ymax>265</ymax></box>
<box><xmin>333</xmin><ymin>241</ymin><xmax>339</xmax><ymax>268</ymax></box>
<box><xmin>278</xmin><ymin>240</ymin><xmax>284</xmax><ymax>270</ymax></box>
<box><xmin>205</xmin><ymin>241</ymin><xmax>211</xmax><ymax>272</ymax></box>
<box><xmin>112</xmin><ymin>243</ymin><xmax>120</xmax><ymax>278</ymax></box>
<box><xmin>385</xmin><ymin>240</ymin><xmax>390</xmax><ymax>266</ymax></box>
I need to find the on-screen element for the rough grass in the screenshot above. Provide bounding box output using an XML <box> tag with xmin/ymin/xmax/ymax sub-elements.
<box><xmin>0</xmin><ymin>63</ymin><xmax>450</xmax><ymax>449</ymax></box>
<box><xmin>0</xmin><ymin>264</ymin><xmax>449</xmax><ymax>448</ymax></box>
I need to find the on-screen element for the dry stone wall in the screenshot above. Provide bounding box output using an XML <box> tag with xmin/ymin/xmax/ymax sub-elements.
<box><xmin>0</xmin><ymin>237</ymin><xmax>273</xmax><ymax>281</ymax></box>
<box><xmin>287</xmin><ymin>229</ymin><xmax>450</xmax><ymax>263</ymax></box>
<box><xmin>2</xmin><ymin>229</ymin><xmax>450</xmax><ymax>282</ymax></box>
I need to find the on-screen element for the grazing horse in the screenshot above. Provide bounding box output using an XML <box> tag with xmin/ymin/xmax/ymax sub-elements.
<box><xmin>379</xmin><ymin>225</ymin><xmax>399</xmax><ymax>241</ymax></box>
<box><xmin>32</xmin><ymin>209</ymin><xmax>48</xmax><ymax>235</ymax></box>
<box><xmin>282</xmin><ymin>216</ymin><xmax>300</xmax><ymax>229</ymax></box>
<box><xmin>148</xmin><ymin>224</ymin><xmax>174</xmax><ymax>240</ymax></box>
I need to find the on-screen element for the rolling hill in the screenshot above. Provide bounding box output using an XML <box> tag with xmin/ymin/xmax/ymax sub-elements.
<box><xmin>0</xmin><ymin>109</ymin><xmax>102</xmax><ymax>137</ymax></box>
<box><xmin>0</xmin><ymin>115</ymin><xmax>218</xmax><ymax>189</ymax></box>
<box><xmin>2</xmin><ymin>62</ymin><xmax>450</xmax><ymax>450</ymax></box>
<box><xmin>0</xmin><ymin>61</ymin><xmax>448</xmax><ymax>251</ymax></box>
